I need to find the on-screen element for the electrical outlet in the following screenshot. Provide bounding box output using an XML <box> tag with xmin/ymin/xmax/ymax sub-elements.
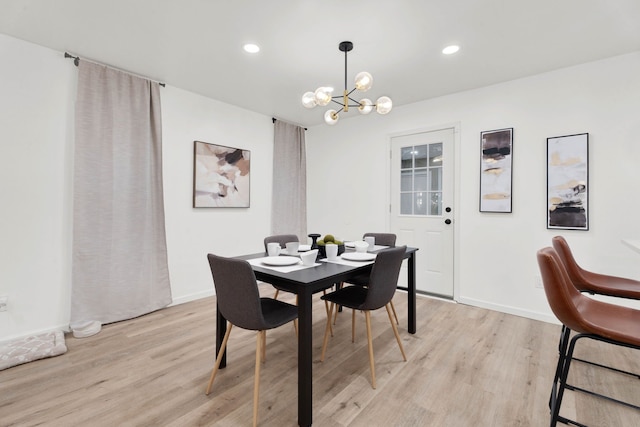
<box><xmin>534</xmin><ymin>276</ymin><xmax>543</xmax><ymax>289</ymax></box>
<box><xmin>0</xmin><ymin>296</ymin><xmax>7</xmax><ymax>312</ymax></box>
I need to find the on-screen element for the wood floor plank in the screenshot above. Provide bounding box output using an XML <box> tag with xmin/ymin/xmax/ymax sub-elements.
<box><xmin>1</xmin><ymin>290</ymin><xmax>639</xmax><ymax>426</ymax></box>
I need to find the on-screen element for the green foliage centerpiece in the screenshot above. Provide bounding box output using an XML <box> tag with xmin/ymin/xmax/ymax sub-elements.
<box><xmin>316</xmin><ymin>234</ymin><xmax>345</xmax><ymax>258</ymax></box>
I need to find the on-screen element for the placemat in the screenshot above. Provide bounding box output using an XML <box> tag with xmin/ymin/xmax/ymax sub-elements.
<box><xmin>248</xmin><ymin>257</ymin><xmax>321</xmax><ymax>273</ymax></box>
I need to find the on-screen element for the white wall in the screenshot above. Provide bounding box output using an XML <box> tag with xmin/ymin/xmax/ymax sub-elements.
<box><xmin>161</xmin><ymin>87</ymin><xmax>274</xmax><ymax>305</ymax></box>
<box><xmin>306</xmin><ymin>51</ymin><xmax>640</xmax><ymax>322</ymax></box>
<box><xmin>0</xmin><ymin>33</ymin><xmax>274</xmax><ymax>341</ymax></box>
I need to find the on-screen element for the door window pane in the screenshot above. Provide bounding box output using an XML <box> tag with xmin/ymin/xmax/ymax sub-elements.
<box><xmin>400</xmin><ymin>193</ymin><xmax>413</xmax><ymax>215</ymax></box>
<box><xmin>414</xmin><ymin>192</ymin><xmax>427</xmax><ymax>215</ymax></box>
<box><xmin>429</xmin><ymin>143</ymin><xmax>443</xmax><ymax>167</ymax></box>
<box><xmin>414</xmin><ymin>145</ymin><xmax>429</xmax><ymax>168</ymax></box>
<box><xmin>429</xmin><ymin>167</ymin><xmax>441</xmax><ymax>191</ymax></box>
<box><xmin>429</xmin><ymin>192</ymin><xmax>442</xmax><ymax>215</ymax></box>
<box><xmin>414</xmin><ymin>169</ymin><xmax>428</xmax><ymax>191</ymax></box>
<box><xmin>401</xmin><ymin>170</ymin><xmax>412</xmax><ymax>191</ymax></box>
<box><xmin>401</xmin><ymin>147</ymin><xmax>413</xmax><ymax>169</ymax></box>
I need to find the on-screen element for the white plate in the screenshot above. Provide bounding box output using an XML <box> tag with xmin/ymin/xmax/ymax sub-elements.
<box><xmin>298</xmin><ymin>244</ymin><xmax>311</xmax><ymax>251</ymax></box>
<box><xmin>341</xmin><ymin>252</ymin><xmax>376</xmax><ymax>261</ymax></box>
<box><xmin>262</xmin><ymin>256</ymin><xmax>300</xmax><ymax>266</ymax></box>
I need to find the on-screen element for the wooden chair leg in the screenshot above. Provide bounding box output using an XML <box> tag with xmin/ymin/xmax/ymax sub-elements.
<box><xmin>206</xmin><ymin>323</ymin><xmax>233</xmax><ymax>395</ymax></box>
<box><xmin>320</xmin><ymin>303</ymin><xmax>335</xmax><ymax>361</ymax></box>
<box><xmin>253</xmin><ymin>330</ymin><xmax>263</xmax><ymax>427</ymax></box>
<box><xmin>273</xmin><ymin>289</ymin><xmax>279</xmax><ymax>299</ymax></box>
<box><xmin>365</xmin><ymin>311</ymin><xmax>376</xmax><ymax>389</ymax></box>
<box><xmin>386</xmin><ymin>304</ymin><xmax>407</xmax><ymax>361</ymax></box>
<box><xmin>261</xmin><ymin>330</ymin><xmax>266</xmax><ymax>362</ymax></box>
<box><xmin>351</xmin><ymin>309</ymin><xmax>356</xmax><ymax>343</ymax></box>
<box><xmin>390</xmin><ymin>300</ymin><xmax>399</xmax><ymax>325</ymax></box>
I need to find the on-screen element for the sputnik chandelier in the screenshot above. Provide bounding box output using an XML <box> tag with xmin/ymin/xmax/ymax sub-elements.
<box><xmin>302</xmin><ymin>41</ymin><xmax>392</xmax><ymax>125</ymax></box>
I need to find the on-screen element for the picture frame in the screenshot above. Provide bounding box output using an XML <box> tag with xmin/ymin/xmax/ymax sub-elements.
<box><xmin>479</xmin><ymin>128</ymin><xmax>513</xmax><ymax>213</ymax></box>
<box><xmin>546</xmin><ymin>133</ymin><xmax>588</xmax><ymax>230</ymax></box>
<box><xmin>193</xmin><ymin>141</ymin><xmax>251</xmax><ymax>208</ymax></box>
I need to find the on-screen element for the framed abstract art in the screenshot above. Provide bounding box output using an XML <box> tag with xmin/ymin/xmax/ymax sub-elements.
<box><xmin>193</xmin><ymin>141</ymin><xmax>251</xmax><ymax>208</ymax></box>
<box><xmin>480</xmin><ymin>128</ymin><xmax>513</xmax><ymax>213</ymax></box>
<box><xmin>546</xmin><ymin>133</ymin><xmax>588</xmax><ymax>230</ymax></box>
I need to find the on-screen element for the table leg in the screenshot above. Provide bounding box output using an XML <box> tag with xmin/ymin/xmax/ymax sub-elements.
<box><xmin>298</xmin><ymin>287</ymin><xmax>313</xmax><ymax>427</ymax></box>
<box><xmin>408</xmin><ymin>252</ymin><xmax>416</xmax><ymax>334</ymax></box>
<box><xmin>216</xmin><ymin>303</ymin><xmax>227</xmax><ymax>368</ymax></box>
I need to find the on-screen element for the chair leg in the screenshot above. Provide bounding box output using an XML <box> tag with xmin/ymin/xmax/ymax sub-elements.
<box><xmin>273</xmin><ymin>289</ymin><xmax>279</xmax><ymax>299</ymax></box>
<box><xmin>321</xmin><ymin>303</ymin><xmax>335</xmax><ymax>361</ymax></box>
<box><xmin>386</xmin><ymin>304</ymin><xmax>407</xmax><ymax>361</ymax></box>
<box><xmin>390</xmin><ymin>300</ymin><xmax>399</xmax><ymax>325</ymax></box>
<box><xmin>351</xmin><ymin>309</ymin><xmax>356</xmax><ymax>343</ymax></box>
<box><xmin>206</xmin><ymin>323</ymin><xmax>233</xmax><ymax>395</ymax></box>
<box><xmin>253</xmin><ymin>330</ymin><xmax>263</xmax><ymax>427</ymax></box>
<box><xmin>365</xmin><ymin>310</ymin><xmax>376</xmax><ymax>389</ymax></box>
<box><xmin>261</xmin><ymin>330</ymin><xmax>266</xmax><ymax>362</ymax></box>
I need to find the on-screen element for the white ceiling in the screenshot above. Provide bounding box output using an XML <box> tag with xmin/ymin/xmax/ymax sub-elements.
<box><xmin>2</xmin><ymin>0</ymin><xmax>639</xmax><ymax>127</ymax></box>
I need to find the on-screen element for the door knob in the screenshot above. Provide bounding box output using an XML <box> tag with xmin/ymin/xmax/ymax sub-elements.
<box><xmin>445</xmin><ymin>219</ymin><xmax>452</xmax><ymax>225</ymax></box>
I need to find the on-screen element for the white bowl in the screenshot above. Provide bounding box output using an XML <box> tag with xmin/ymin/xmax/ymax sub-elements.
<box><xmin>300</xmin><ymin>249</ymin><xmax>318</xmax><ymax>266</ymax></box>
<box><xmin>353</xmin><ymin>241</ymin><xmax>369</xmax><ymax>253</ymax></box>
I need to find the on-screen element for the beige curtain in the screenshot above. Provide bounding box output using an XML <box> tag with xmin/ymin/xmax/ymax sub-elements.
<box><xmin>272</xmin><ymin>120</ymin><xmax>307</xmax><ymax>241</ymax></box>
<box><xmin>71</xmin><ymin>60</ymin><xmax>172</xmax><ymax>334</ymax></box>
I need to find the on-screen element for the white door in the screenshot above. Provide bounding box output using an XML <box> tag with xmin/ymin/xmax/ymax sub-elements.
<box><xmin>390</xmin><ymin>128</ymin><xmax>455</xmax><ymax>298</ymax></box>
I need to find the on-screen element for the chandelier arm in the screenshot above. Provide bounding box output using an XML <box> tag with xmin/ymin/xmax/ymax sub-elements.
<box><xmin>330</xmin><ymin>99</ymin><xmax>345</xmax><ymax>108</ymax></box>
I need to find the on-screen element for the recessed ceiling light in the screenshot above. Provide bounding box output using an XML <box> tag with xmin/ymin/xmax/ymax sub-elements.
<box><xmin>442</xmin><ymin>45</ymin><xmax>460</xmax><ymax>55</ymax></box>
<box><xmin>243</xmin><ymin>43</ymin><xmax>260</xmax><ymax>53</ymax></box>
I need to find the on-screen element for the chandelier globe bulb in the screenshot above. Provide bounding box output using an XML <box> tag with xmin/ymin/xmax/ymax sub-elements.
<box><xmin>354</xmin><ymin>71</ymin><xmax>373</xmax><ymax>92</ymax></box>
<box><xmin>358</xmin><ymin>98</ymin><xmax>374</xmax><ymax>114</ymax></box>
<box><xmin>302</xmin><ymin>91</ymin><xmax>317</xmax><ymax>108</ymax></box>
<box><xmin>375</xmin><ymin>96</ymin><xmax>393</xmax><ymax>115</ymax></box>
<box><xmin>324</xmin><ymin>109</ymin><xmax>339</xmax><ymax>125</ymax></box>
<box><xmin>315</xmin><ymin>87</ymin><xmax>332</xmax><ymax>106</ymax></box>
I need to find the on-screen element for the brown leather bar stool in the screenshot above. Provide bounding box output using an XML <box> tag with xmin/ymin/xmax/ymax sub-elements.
<box><xmin>551</xmin><ymin>236</ymin><xmax>640</xmax><ymax>375</ymax></box>
<box><xmin>537</xmin><ymin>247</ymin><xmax>640</xmax><ymax>426</ymax></box>
<box><xmin>552</xmin><ymin>236</ymin><xmax>640</xmax><ymax>299</ymax></box>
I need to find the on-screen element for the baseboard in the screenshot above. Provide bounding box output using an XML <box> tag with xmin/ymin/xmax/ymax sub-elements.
<box><xmin>456</xmin><ymin>296</ymin><xmax>560</xmax><ymax>325</ymax></box>
<box><xmin>168</xmin><ymin>289</ymin><xmax>215</xmax><ymax>307</ymax></box>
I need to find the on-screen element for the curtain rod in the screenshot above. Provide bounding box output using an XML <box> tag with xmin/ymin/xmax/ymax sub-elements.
<box><xmin>272</xmin><ymin>117</ymin><xmax>307</xmax><ymax>131</ymax></box>
<box><xmin>64</xmin><ymin>52</ymin><xmax>165</xmax><ymax>87</ymax></box>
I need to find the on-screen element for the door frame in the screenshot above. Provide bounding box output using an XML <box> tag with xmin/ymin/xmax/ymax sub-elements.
<box><xmin>385</xmin><ymin>122</ymin><xmax>461</xmax><ymax>301</ymax></box>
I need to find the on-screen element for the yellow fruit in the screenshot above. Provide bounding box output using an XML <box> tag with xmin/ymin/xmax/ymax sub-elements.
<box><xmin>317</xmin><ymin>240</ymin><xmax>325</xmax><ymax>246</ymax></box>
<box><xmin>324</xmin><ymin>234</ymin><xmax>335</xmax><ymax>243</ymax></box>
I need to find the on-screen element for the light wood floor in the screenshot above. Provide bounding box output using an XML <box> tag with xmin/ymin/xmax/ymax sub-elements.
<box><xmin>1</xmin><ymin>287</ymin><xmax>639</xmax><ymax>426</ymax></box>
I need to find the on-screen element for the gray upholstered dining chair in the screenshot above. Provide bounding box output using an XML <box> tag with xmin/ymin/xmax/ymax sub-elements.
<box><xmin>206</xmin><ymin>253</ymin><xmax>298</xmax><ymax>427</ymax></box>
<box><xmin>336</xmin><ymin>232</ymin><xmax>400</xmax><ymax>325</ymax></box>
<box><xmin>362</xmin><ymin>232</ymin><xmax>397</xmax><ymax>247</ymax></box>
<box><xmin>320</xmin><ymin>246</ymin><xmax>407</xmax><ymax>389</ymax></box>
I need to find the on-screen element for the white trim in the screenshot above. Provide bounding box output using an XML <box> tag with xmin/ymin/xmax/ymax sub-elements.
<box><xmin>457</xmin><ymin>296</ymin><xmax>560</xmax><ymax>324</ymax></box>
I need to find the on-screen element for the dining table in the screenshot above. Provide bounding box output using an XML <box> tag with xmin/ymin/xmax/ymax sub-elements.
<box><xmin>215</xmin><ymin>245</ymin><xmax>418</xmax><ymax>427</ymax></box>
